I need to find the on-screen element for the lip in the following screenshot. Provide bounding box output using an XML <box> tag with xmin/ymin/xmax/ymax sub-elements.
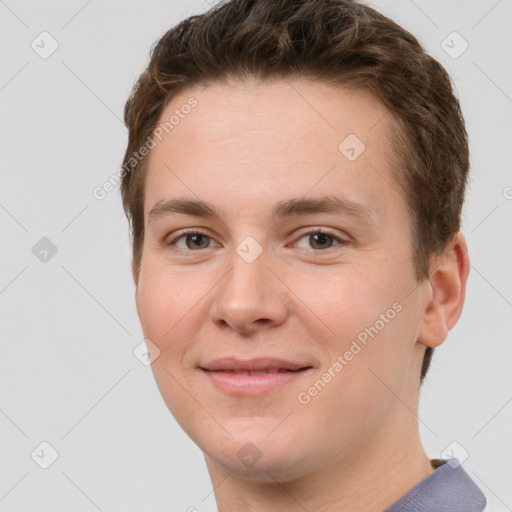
<box><xmin>201</xmin><ymin>357</ymin><xmax>311</xmax><ymax>372</ymax></box>
<box><xmin>199</xmin><ymin>357</ymin><xmax>313</xmax><ymax>396</ymax></box>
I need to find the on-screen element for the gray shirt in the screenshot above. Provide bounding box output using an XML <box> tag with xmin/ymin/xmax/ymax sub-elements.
<box><xmin>384</xmin><ymin>458</ymin><xmax>487</xmax><ymax>511</ymax></box>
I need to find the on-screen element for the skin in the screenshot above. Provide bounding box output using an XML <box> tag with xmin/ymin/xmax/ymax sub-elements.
<box><xmin>133</xmin><ymin>78</ymin><xmax>470</xmax><ymax>511</ymax></box>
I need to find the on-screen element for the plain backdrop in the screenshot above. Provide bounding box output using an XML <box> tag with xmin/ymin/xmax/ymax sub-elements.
<box><xmin>1</xmin><ymin>0</ymin><xmax>511</xmax><ymax>510</ymax></box>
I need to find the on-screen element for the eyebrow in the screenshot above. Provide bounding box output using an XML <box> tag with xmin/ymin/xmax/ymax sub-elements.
<box><xmin>147</xmin><ymin>194</ymin><xmax>377</xmax><ymax>226</ymax></box>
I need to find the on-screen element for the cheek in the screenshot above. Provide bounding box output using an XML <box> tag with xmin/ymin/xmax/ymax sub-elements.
<box><xmin>135</xmin><ymin>269</ymin><xmax>205</xmax><ymax>431</ymax></box>
<box><xmin>300</xmin><ymin>266</ymin><xmax>416</xmax><ymax>389</ymax></box>
<box><xmin>136</xmin><ymin>268</ymin><xmax>199</xmax><ymax>359</ymax></box>
<box><xmin>297</xmin><ymin>296</ymin><xmax>416</xmax><ymax>450</ymax></box>
<box><xmin>299</xmin><ymin>264</ymin><xmax>398</xmax><ymax>344</ymax></box>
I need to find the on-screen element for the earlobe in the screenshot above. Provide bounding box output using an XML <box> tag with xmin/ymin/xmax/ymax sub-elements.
<box><xmin>417</xmin><ymin>232</ymin><xmax>470</xmax><ymax>348</ymax></box>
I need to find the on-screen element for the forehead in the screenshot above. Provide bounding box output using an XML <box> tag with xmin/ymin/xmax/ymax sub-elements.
<box><xmin>152</xmin><ymin>78</ymin><xmax>392</xmax><ymax>156</ymax></box>
<box><xmin>143</xmin><ymin>78</ymin><xmax>402</xmax><ymax>222</ymax></box>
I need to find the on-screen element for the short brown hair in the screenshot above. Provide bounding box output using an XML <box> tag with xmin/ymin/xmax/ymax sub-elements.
<box><xmin>120</xmin><ymin>0</ymin><xmax>470</xmax><ymax>383</ymax></box>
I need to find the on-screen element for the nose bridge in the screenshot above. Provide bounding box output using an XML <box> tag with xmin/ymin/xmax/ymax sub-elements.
<box><xmin>211</xmin><ymin>237</ymin><xmax>287</xmax><ymax>332</ymax></box>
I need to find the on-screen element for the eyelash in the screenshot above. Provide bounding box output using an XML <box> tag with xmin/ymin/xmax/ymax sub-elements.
<box><xmin>165</xmin><ymin>228</ymin><xmax>350</xmax><ymax>254</ymax></box>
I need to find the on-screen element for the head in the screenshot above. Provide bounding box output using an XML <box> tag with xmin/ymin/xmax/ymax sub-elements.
<box><xmin>120</xmin><ymin>0</ymin><xmax>470</xmax><ymax>480</ymax></box>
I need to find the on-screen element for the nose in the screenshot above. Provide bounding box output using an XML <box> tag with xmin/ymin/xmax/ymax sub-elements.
<box><xmin>209</xmin><ymin>244</ymin><xmax>289</xmax><ymax>335</ymax></box>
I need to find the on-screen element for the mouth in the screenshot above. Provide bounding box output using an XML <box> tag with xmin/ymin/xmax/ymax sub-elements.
<box><xmin>202</xmin><ymin>368</ymin><xmax>309</xmax><ymax>375</ymax></box>
<box><xmin>199</xmin><ymin>358</ymin><xmax>314</xmax><ymax>396</ymax></box>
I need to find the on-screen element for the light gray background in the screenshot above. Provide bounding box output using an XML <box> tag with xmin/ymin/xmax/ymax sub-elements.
<box><xmin>1</xmin><ymin>0</ymin><xmax>511</xmax><ymax>510</ymax></box>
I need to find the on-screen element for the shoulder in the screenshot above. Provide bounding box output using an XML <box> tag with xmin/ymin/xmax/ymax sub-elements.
<box><xmin>384</xmin><ymin>458</ymin><xmax>487</xmax><ymax>512</ymax></box>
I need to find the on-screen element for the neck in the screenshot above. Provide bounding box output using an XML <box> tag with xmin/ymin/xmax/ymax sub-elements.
<box><xmin>204</xmin><ymin>406</ymin><xmax>434</xmax><ymax>511</ymax></box>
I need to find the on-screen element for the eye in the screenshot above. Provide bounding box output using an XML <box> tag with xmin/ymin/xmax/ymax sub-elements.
<box><xmin>167</xmin><ymin>230</ymin><xmax>215</xmax><ymax>251</ymax></box>
<box><xmin>165</xmin><ymin>228</ymin><xmax>350</xmax><ymax>253</ymax></box>
<box><xmin>292</xmin><ymin>229</ymin><xmax>350</xmax><ymax>251</ymax></box>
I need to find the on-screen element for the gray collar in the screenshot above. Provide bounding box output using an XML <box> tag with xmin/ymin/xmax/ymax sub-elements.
<box><xmin>384</xmin><ymin>459</ymin><xmax>487</xmax><ymax>511</ymax></box>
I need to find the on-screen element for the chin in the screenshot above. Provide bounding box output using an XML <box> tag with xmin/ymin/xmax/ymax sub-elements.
<box><xmin>199</xmin><ymin>421</ymin><xmax>317</xmax><ymax>482</ymax></box>
<box><xmin>208</xmin><ymin>448</ymin><xmax>315</xmax><ymax>483</ymax></box>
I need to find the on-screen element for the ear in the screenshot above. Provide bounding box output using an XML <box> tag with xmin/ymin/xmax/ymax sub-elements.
<box><xmin>417</xmin><ymin>232</ymin><xmax>470</xmax><ymax>348</ymax></box>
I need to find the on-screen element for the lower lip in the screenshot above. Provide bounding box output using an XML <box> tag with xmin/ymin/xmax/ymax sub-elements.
<box><xmin>201</xmin><ymin>368</ymin><xmax>312</xmax><ymax>396</ymax></box>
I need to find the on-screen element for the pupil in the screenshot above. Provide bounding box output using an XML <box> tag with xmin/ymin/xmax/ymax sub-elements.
<box><xmin>187</xmin><ymin>234</ymin><xmax>209</xmax><ymax>249</ymax></box>
<box><xmin>310</xmin><ymin>233</ymin><xmax>332</xmax><ymax>249</ymax></box>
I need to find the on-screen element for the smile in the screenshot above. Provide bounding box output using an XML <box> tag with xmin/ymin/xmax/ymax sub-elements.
<box><xmin>200</xmin><ymin>364</ymin><xmax>313</xmax><ymax>396</ymax></box>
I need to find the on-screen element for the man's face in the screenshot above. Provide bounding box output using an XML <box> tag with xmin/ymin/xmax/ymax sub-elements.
<box><xmin>134</xmin><ymin>79</ymin><xmax>431</xmax><ymax>480</ymax></box>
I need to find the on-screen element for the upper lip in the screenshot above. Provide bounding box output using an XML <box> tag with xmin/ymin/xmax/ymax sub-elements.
<box><xmin>200</xmin><ymin>357</ymin><xmax>312</xmax><ymax>372</ymax></box>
